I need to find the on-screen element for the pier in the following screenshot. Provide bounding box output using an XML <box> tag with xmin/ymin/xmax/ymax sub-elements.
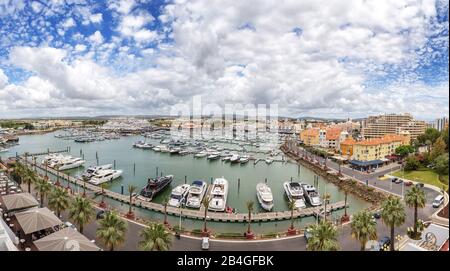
<box><xmin>20</xmin><ymin>156</ymin><xmax>348</xmax><ymax>223</ymax></box>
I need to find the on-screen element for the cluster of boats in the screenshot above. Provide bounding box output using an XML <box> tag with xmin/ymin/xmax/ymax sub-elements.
<box><xmin>41</xmin><ymin>154</ymin><xmax>123</xmax><ymax>185</ymax></box>
<box><xmin>135</xmin><ymin>173</ymin><xmax>322</xmax><ymax>213</ymax></box>
<box><xmin>55</xmin><ymin>129</ymin><xmax>121</xmax><ymax>143</ymax></box>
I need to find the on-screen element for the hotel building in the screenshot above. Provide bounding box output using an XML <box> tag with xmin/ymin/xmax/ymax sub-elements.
<box><xmin>361</xmin><ymin>113</ymin><xmax>426</xmax><ymax>141</ymax></box>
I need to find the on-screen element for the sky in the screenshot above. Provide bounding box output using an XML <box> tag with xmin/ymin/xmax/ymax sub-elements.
<box><xmin>0</xmin><ymin>0</ymin><xmax>448</xmax><ymax>121</ymax></box>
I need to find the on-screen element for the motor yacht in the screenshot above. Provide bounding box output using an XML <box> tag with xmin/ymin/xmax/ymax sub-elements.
<box><xmin>81</xmin><ymin>164</ymin><xmax>113</xmax><ymax>179</ymax></box>
<box><xmin>168</xmin><ymin>184</ymin><xmax>190</xmax><ymax>207</ymax></box>
<box><xmin>185</xmin><ymin>180</ymin><xmax>207</xmax><ymax>209</ymax></box>
<box><xmin>89</xmin><ymin>169</ymin><xmax>123</xmax><ymax>185</ymax></box>
<box><xmin>302</xmin><ymin>183</ymin><xmax>323</xmax><ymax>206</ymax></box>
<box><xmin>283</xmin><ymin>181</ymin><xmax>307</xmax><ymax>209</ymax></box>
<box><xmin>256</xmin><ymin>183</ymin><xmax>274</xmax><ymax>211</ymax></box>
<box><xmin>208</xmin><ymin>178</ymin><xmax>229</xmax><ymax>212</ymax></box>
<box><xmin>138</xmin><ymin>175</ymin><xmax>174</xmax><ymax>201</ymax></box>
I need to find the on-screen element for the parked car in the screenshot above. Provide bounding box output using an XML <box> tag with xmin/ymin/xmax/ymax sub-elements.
<box><xmin>304</xmin><ymin>227</ymin><xmax>313</xmax><ymax>242</ymax></box>
<box><xmin>394</xmin><ymin>178</ymin><xmax>403</xmax><ymax>184</ymax></box>
<box><xmin>373</xmin><ymin>212</ymin><xmax>381</xmax><ymax>219</ymax></box>
<box><xmin>96</xmin><ymin>210</ymin><xmax>106</xmax><ymax>220</ymax></box>
<box><xmin>378</xmin><ymin>236</ymin><xmax>391</xmax><ymax>251</ymax></box>
<box><xmin>201</xmin><ymin>237</ymin><xmax>210</xmax><ymax>250</ymax></box>
<box><xmin>405</xmin><ymin>181</ymin><xmax>413</xmax><ymax>186</ymax></box>
<box><xmin>415</xmin><ymin>182</ymin><xmax>425</xmax><ymax>188</ymax></box>
<box><xmin>432</xmin><ymin>195</ymin><xmax>444</xmax><ymax>208</ymax></box>
<box><xmin>391</xmin><ymin>177</ymin><xmax>398</xmax><ymax>182</ymax></box>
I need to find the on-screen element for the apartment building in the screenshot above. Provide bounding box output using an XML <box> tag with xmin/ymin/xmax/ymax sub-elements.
<box><xmin>340</xmin><ymin>134</ymin><xmax>410</xmax><ymax>161</ymax></box>
<box><xmin>299</xmin><ymin>128</ymin><xmax>320</xmax><ymax>146</ymax></box>
<box><xmin>361</xmin><ymin>113</ymin><xmax>426</xmax><ymax>141</ymax></box>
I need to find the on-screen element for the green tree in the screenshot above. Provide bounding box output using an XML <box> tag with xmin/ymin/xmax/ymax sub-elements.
<box><xmin>97</xmin><ymin>211</ymin><xmax>128</xmax><ymax>251</ymax></box>
<box><xmin>35</xmin><ymin>178</ymin><xmax>52</xmax><ymax>208</ymax></box>
<box><xmin>202</xmin><ymin>196</ymin><xmax>212</xmax><ymax>233</ymax></box>
<box><xmin>351</xmin><ymin>210</ymin><xmax>378</xmax><ymax>251</ymax></box>
<box><xmin>139</xmin><ymin>223</ymin><xmax>172</xmax><ymax>251</ymax></box>
<box><xmin>48</xmin><ymin>187</ymin><xmax>70</xmax><ymax>218</ymax></box>
<box><xmin>434</xmin><ymin>153</ymin><xmax>449</xmax><ymax>176</ymax></box>
<box><xmin>246</xmin><ymin>200</ymin><xmax>254</xmax><ymax>235</ymax></box>
<box><xmin>381</xmin><ymin>197</ymin><xmax>406</xmax><ymax>251</ymax></box>
<box><xmin>307</xmin><ymin>220</ymin><xmax>340</xmax><ymax>251</ymax></box>
<box><xmin>395</xmin><ymin>145</ymin><xmax>414</xmax><ymax>158</ymax></box>
<box><xmin>430</xmin><ymin>137</ymin><xmax>446</xmax><ymax>161</ymax></box>
<box><xmin>404</xmin><ymin>156</ymin><xmax>420</xmax><ymax>171</ymax></box>
<box><xmin>127</xmin><ymin>184</ymin><xmax>137</xmax><ymax>216</ymax></box>
<box><xmin>441</xmin><ymin>127</ymin><xmax>448</xmax><ymax>150</ymax></box>
<box><xmin>68</xmin><ymin>196</ymin><xmax>94</xmax><ymax>234</ymax></box>
<box><xmin>404</xmin><ymin>186</ymin><xmax>426</xmax><ymax>238</ymax></box>
<box><xmin>417</xmin><ymin>128</ymin><xmax>441</xmax><ymax>145</ymax></box>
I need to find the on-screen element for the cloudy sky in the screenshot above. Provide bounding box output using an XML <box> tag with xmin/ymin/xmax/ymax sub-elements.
<box><xmin>0</xmin><ymin>0</ymin><xmax>448</xmax><ymax>120</ymax></box>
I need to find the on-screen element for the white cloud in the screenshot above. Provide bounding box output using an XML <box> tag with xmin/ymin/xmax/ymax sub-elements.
<box><xmin>90</xmin><ymin>13</ymin><xmax>103</xmax><ymax>23</ymax></box>
<box><xmin>62</xmin><ymin>18</ymin><xmax>76</xmax><ymax>29</ymax></box>
<box><xmin>109</xmin><ymin>0</ymin><xmax>136</xmax><ymax>14</ymax></box>
<box><xmin>0</xmin><ymin>69</ymin><xmax>8</xmax><ymax>89</ymax></box>
<box><xmin>74</xmin><ymin>44</ymin><xmax>87</xmax><ymax>52</ymax></box>
<box><xmin>88</xmin><ymin>30</ymin><xmax>104</xmax><ymax>44</ymax></box>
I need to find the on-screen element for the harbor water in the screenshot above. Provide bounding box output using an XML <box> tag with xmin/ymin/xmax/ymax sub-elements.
<box><xmin>1</xmin><ymin>131</ymin><xmax>370</xmax><ymax>234</ymax></box>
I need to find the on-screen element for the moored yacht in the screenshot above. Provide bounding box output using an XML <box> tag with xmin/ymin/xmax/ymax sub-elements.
<box><xmin>81</xmin><ymin>164</ymin><xmax>113</xmax><ymax>179</ymax></box>
<box><xmin>185</xmin><ymin>180</ymin><xmax>207</xmax><ymax>209</ymax></box>
<box><xmin>229</xmin><ymin>154</ymin><xmax>240</xmax><ymax>163</ymax></box>
<box><xmin>283</xmin><ymin>181</ymin><xmax>306</xmax><ymax>209</ymax></box>
<box><xmin>51</xmin><ymin>157</ymin><xmax>85</xmax><ymax>170</ymax></box>
<box><xmin>239</xmin><ymin>155</ymin><xmax>249</xmax><ymax>164</ymax></box>
<box><xmin>138</xmin><ymin>175</ymin><xmax>174</xmax><ymax>201</ymax></box>
<box><xmin>256</xmin><ymin>183</ymin><xmax>274</xmax><ymax>211</ymax></box>
<box><xmin>208</xmin><ymin>178</ymin><xmax>229</xmax><ymax>212</ymax></box>
<box><xmin>194</xmin><ymin>151</ymin><xmax>207</xmax><ymax>158</ymax></box>
<box><xmin>302</xmin><ymin>183</ymin><xmax>323</xmax><ymax>206</ymax></box>
<box><xmin>265</xmin><ymin>158</ymin><xmax>273</xmax><ymax>164</ymax></box>
<box><xmin>168</xmin><ymin>184</ymin><xmax>190</xmax><ymax>207</ymax></box>
<box><xmin>89</xmin><ymin>169</ymin><xmax>123</xmax><ymax>185</ymax></box>
<box><xmin>207</xmin><ymin>152</ymin><xmax>220</xmax><ymax>160</ymax></box>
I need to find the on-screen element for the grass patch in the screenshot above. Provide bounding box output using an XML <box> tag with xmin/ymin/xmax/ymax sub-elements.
<box><xmin>391</xmin><ymin>167</ymin><xmax>449</xmax><ymax>191</ymax></box>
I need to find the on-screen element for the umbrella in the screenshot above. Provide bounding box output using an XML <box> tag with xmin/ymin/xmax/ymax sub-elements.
<box><xmin>34</xmin><ymin>227</ymin><xmax>100</xmax><ymax>251</ymax></box>
<box><xmin>15</xmin><ymin>207</ymin><xmax>62</xmax><ymax>234</ymax></box>
<box><xmin>1</xmin><ymin>192</ymin><xmax>39</xmax><ymax>212</ymax></box>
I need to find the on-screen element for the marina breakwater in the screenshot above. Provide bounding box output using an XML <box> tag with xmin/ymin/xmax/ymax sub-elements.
<box><xmin>280</xmin><ymin>143</ymin><xmax>388</xmax><ymax>207</ymax></box>
<box><xmin>18</xmin><ymin>155</ymin><xmax>348</xmax><ymax>223</ymax></box>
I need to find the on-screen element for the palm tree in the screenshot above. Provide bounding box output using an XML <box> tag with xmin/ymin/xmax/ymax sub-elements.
<box><xmin>163</xmin><ymin>196</ymin><xmax>169</xmax><ymax>225</ymax></box>
<box><xmin>202</xmin><ymin>196</ymin><xmax>212</xmax><ymax>233</ymax></box>
<box><xmin>404</xmin><ymin>186</ymin><xmax>426</xmax><ymax>238</ymax></box>
<box><xmin>139</xmin><ymin>223</ymin><xmax>172</xmax><ymax>251</ymax></box>
<box><xmin>127</xmin><ymin>184</ymin><xmax>137</xmax><ymax>217</ymax></box>
<box><xmin>97</xmin><ymin>211</ymin><xmax>128</xmax><ymax>251</ymax></box>
<box><xmin>81</xmin><ymin>176</ymin><xmax>88</xmax><ymax>197</ymax></box>
<box><xmin>351</xmin><ymin>210</ymin><xmax>378</xmax><ymax>251</ymax></box>
<box><xmin>68</xmin><ymin>196</ymin><xmax>94</xmax><ymax>234</ymax></box>
<box><xmin>307</xmin><ymin>220</ymin><xmax>340</xmax><ymax>251</ymax></box>
<box><xmin>22</xmin><ymin>167</ymin><xmax>37</xmax><ymax>193</ymax></box>
<box><xmin>48</xmin><ymin>187</ymin><xmax>70</xmax><ymax>218</ymax></box>
<box><xmin>322</xmin><ymin>193</ymin><xmax>331</xmax><ymax>222</ymax></box>
<box><xmin>35</xmin><ymin>178</ymin><xmax>52</xmax><ymax>207</ymax></box>
<box><xmin>288</xmin><ymin>199</ymin><xmax>296</xmax><ymax>231</ymax></box>
<box><xmin>246</xmin><ymin>200</ymin><xmax>254</xmax><ymax>235</ymax></box>
<box><xmin>99</xmin><ymin>183</ymin><xmax>107</xmax><ymax>208</ymax></box>
<box><xmin>381</xmin><ymin>196</ymin><xmax>406</xmax><ymax>251</ymax></box>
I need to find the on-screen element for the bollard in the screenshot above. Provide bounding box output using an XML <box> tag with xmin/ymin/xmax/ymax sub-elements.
<box><xmin>121</xmin><ymin>184</ymin><xmax>124</xmax><ymax>195</ymax></box>
<box><xmin>210</xmin><ymin>177</ymin><xmax>213</xmax><ymax>184</ymax></box>
<box><xmin>133</xmin><ymin>163</ymin><xmax>136</xmax><ymax>174</ymax></box>
<box><xmin>113</xmin><ymin>160</ymin><xmax>116</xmax><ymax>170</ymax></box>
<box><xmin>185</xmin><ymin>175</ymin><xmax>187</xmax><ymax>184</ymax></box>
<box><xmin>265</xmin><ymin>178</ymin><xmax>267</xmax><ymax>183</ymax></box>
<box><xmin>156</xmin><ymin>167</ymin><xmax>158</xmax><ymax>178</ymax></box>
<box><xmin>290</xmin><ymin>177</ymin><xmax>293</xmax><ymax>183</ymax></box>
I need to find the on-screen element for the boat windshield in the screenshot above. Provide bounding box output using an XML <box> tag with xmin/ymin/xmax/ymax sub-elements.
<box><xmin>171</xmin><ymin>194</ymin><xmax>182</xmax><ymax>200</ymax></box>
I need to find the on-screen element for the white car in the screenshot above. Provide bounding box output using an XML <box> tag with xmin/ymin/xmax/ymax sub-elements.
<box><xmin>432</xmin><ymin>195</ymin><xmax>444</xmax><ymax>208</ymax></box>
<box><xmin>65</xmin><ymin>221</ymin><xmax>77</xmax><ymax>231</ymax></box>
<box><xmin>201</xmin><ymin>237</ymin><xmax>210</xmax><ymax>250</ymax></box>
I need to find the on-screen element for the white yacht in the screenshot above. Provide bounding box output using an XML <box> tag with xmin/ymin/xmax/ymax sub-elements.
<box><xmin>265</xmin><ymin>158</ymin><xmax>273</xmax><ymax>164</ymax></box>
<box><xmin>194</xmin><ymin>151</ymin><xmax>207</xmax><ymax>158</ymax></box>
<box><xmin>0</xmin><ymin>148</ymin><xmax>9</xmax><ymax>153</ymax></box>
<box><xmin>89</xmin><ymin>169</ymin><xmax>123</xmax><ymax>185</ymax></box>
<box><xmin>153</xmin><ymin>145</ymin><xmax>164</xmax><ymax>152</ymax></box>
<box><xmin>159</xmin><ymin>145</ymin><xmax>170</xmax><ymax>153</ymax></box>
<box><xmin>283</xmin><ymin>181</ymin><xmax>306</xmax><ymax>209</ymax></box>
<box><xmin>256</xmin><ymin>183</ymin><xmax>274</xmax><ymax>211</ymax></box>
<box><xmin>302</xmin><ymin>183</ymin><xmax>323</xmax><ymax>206</ymax></box>
<box><xmin>185</xmin><ymin>180</ymin><xmax>207</xmax><ymax>209</ymax></box>
<box><xmin>240</xmin><ymin>155</ymin><xmax>249</xmax><ymax>164</ymax></box>
<box><xmin>81</xmin><ymin>164</ymin><xmax>113</xmax><ymax>179</ymax></box>
<box><xmin>168</xmin><ymin>184</ymin><xmax>190</xmax><ymax>207</ymax></box>
<box><xmin>229</xmin><ymin>154</ymin><xmax>240</xmax><ymax>163</ymax></box>
<box><xmin>208</xmin><ymin>178</ymin><xmax>229</xmax><ymax>212</ymax></box>
<box><xmin>207</xmin><ymin>152</ymin><xmax>220</xmax><ymax>160</ymax></box>
<box><xmin>51</xmin><ymin>157</ymin><xmax>85</xmax><ymax>170</ymax></box>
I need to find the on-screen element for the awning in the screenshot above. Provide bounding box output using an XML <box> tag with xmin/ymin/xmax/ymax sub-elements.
<box><xmin>15</xmin><ymin>207</ymin><xmax>62</xmax><ymax>235</ymax></box>
<box><xmin>348</xmin><ymin>160</ymin><xmax>384</xmax><ymax>167</ymax></box>
<box><xmin>1</xmin><ymin>192</ymin><xmax>39</xmax><ymax>212</ymax></box>
<box><xmin>34</xmin><ymin>227</ymin><xmax>100</xmax><ymax>251</ymax></box>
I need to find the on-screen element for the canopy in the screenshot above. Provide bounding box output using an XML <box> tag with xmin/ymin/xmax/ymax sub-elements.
<box><xmin>34</xmin><ymin>227</ymin><xmax>100</xmax><ymax>251</ymax></box>
<box><xmin>15</xmin><ymin>207</ymin><xmax>62</xmax><ymax>234</ymax></box>
<box><xmin>1</xmin><ymin>192</ymin><xmax>39</xmax><ymax>212</ymax></box>
<box><xmin>348</xmin><ymin>159</ymin><xmax>384</xmax><ymax>167</ymax></box>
